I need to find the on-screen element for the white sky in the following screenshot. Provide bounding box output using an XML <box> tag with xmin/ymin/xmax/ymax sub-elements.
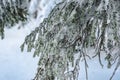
<box><xmin>0</xmin><ymin>0</ymin><xmax>120</xmax><ymax>80</ymax></box>
<box><xmin>0</xmin><ymin>27</ymin><xmax>39</xmax><ymax>80</ymax></box>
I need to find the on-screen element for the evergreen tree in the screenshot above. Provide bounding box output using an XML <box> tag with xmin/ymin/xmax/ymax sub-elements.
<box><xmin>1</xmin><ymin>0</ymin><xmax>120</xmax><ymax>80</ymax></box>
<box><xmin>0</xmin><ymin>0</ymin><xmax>29</xmax><ymax>39</ymax></box>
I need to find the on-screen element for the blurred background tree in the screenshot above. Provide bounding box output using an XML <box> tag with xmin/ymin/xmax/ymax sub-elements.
<box><xmin>0</xmin><ymin>0</ymin><xmax>30</xmax><ymax>39</ymax></box>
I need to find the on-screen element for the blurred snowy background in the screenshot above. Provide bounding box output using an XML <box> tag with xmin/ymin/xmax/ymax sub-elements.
<box><xmin>0</xmin><ymin>0</ymin><xmax>119</xmax><ymax>80</ymax></box>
